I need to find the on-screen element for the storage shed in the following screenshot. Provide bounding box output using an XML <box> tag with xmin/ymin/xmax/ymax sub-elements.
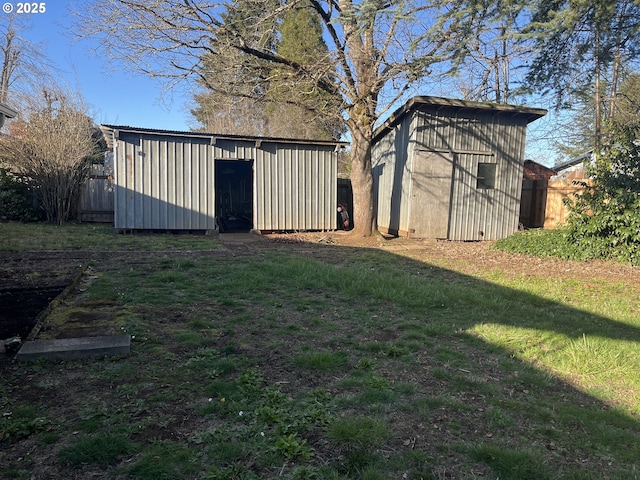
<box><xmin>101</xmin><ymin>125</ymin><xmax>346</xmax><ymax>232</ymax></box>
<box><xmin>372</xmin><ymin>96</ymin><xmax>546</xmax><ymax>241</ymax></box>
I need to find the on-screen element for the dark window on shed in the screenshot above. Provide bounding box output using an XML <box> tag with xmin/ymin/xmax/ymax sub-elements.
<box><xmin>477</xmin><ymin>163</ymin><xmax>496</xmax><ymax>189</ymax></box>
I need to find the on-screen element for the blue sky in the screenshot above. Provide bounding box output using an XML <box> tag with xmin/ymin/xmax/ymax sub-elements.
<box><xmin>2</xmin><ymin>1</ymin><xmax>194</xmax><ymax>130</ymax></box>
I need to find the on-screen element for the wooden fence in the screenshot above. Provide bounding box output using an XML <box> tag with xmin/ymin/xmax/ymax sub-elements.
<box><xmin>543</xmin><ymin>178</ymin><xmax>587</xmax><ymax>229</ymax></box>
<box><xmin>79</xmin><ymin>154</ymin><xmax>114</xmax><ymax>223</ymax></box>
<box><xmin>520</xmin><ymin>173</ymin><xmax>590</xmax><ymax>230</ymax></box>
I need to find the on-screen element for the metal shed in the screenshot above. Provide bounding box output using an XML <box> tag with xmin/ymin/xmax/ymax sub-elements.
<box><xmin>371</xmin><ymin>96</ymin><xmax>546</xmax><ymax>241</ymax></box>
<box><xmin>101</xmin><ymin>125</ymin><xmax>346</xmax><ymax>232</ymax></box>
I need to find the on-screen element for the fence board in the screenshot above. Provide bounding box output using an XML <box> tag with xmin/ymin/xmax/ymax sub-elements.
<box><xmin>519</xmin><ymin>179</ymin><xmax>548</xmax><ymax>228</ymax></box>
<box><xmin>543</xmin><ymin>178</ymin><xmax>587</xmax><ymax>229</ymax></box>
<box><xmin>79</xmin><ymin>161</ymin><xmax>114</xmax><ymax>223</ymax></box>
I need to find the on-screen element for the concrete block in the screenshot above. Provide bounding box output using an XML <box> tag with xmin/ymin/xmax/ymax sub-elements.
<box><xmin>16</xmin><ymin>335</ymin><xmax>131</xmax><ymax>362</ymax></box>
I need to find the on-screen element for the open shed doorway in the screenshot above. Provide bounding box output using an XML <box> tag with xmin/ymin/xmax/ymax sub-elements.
<box><xmin>215</xmin><ymin>159</ymin><xmax>254</xmax><ymax>232</ymax></box>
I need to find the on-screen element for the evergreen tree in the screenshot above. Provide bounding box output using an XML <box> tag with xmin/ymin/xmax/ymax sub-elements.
<box><xmin>445</xmin><ymin>0</ymin><xmax>529</xmax><ymax>104</ymax></box>
<box><xmin>524</xmin><ymin>0</ymin><xmax>640</xmax><ymax>149</ymax></box>
<box><xmin>554</xmin><ymin>72</ymin><xmax>640</xmax><ymax>161</ymax></box>
<box><xmin>192</xmin><ymin>0</ymin><xmax>344</xmax><ymax>140</ymax></box>
<box><xmin>264</xmin><ymin>0</ymin><xmax>344</xmax><ymax>140</ymax></box>
<box><xmin>191</xmin><ymin>0</ymin><xmax>279</xmax><ymax>135</ymax></box>
<box><xmin>612</xmin><ymin>72</ymin><xmax>640</xmax><ymax>127</ymax></box>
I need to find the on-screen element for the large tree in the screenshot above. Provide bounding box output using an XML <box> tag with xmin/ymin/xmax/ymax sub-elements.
<box><xmin>444</xmin><ymin>0</ymin><xmax>532</xmax><ymax>104</ymax></box>
<box><xmin>0</xmin><ymin>14</ymin><xmax>54</xmax><ymax>105</ymax></box>
<box><xmin>76</xmin><ymin>0</ymin><xmax>483</xmax><ymax>236</ymax></box>
<box><xmin>552</xmin><ymin>72</ymin><xmax>640</xmax><ymax>161</ymax></box>
<box><xmin>193</xmin><ymin>0</ymin><xmax>344</xmax><ymax>140</ymax></box>
<box><xmin>190</xmin><ymin>0</ymin><xmax>278</xmax><ymax>135</ymax></box>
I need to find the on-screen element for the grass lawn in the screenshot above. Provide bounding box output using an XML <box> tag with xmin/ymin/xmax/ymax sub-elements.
<box><xmin>1</xmin><ymin>222</ymin><xmax>639</xmax><ymax>479</ymax></box>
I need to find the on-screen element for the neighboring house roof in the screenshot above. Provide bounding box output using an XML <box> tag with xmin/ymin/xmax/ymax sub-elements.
<box><xmin>554</xmin><ymin>150</ymin><xmax>593</xmax><ymax>172</ymax></box>
<box><xmin>373</xmin><ymin>96</ymin><xmax>547</xmax><ymax>142</ymax></box>
<box><xmin>100</xmin><ymin>124</ymin><xmax>349</xmax><ymax>150</ymax></box>
<box><xmin>0</xmin><ymin>102</ymin><xmax>18</xmax><ymax>128</ymax></box>
<box><xmin>551</xmin><ymin>151</ymin><xmax>593</xmax><ymax>180</ymax></box>
<box><xmin>523</xmin><ymin>159</ymin><xmax>556</xmax><ymax>181</ymax></box>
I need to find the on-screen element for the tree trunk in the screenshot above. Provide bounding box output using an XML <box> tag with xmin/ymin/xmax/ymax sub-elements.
<box><xmin>348</xmin><ymin>121</ymin><xmax>376</xmax><ymax>237</ymax></box>
<box><xmin>609</xmin><ymin>49</ymin><xmax>621</xmax><ymax>122</ymax></box>
<box><xmin>594</xmin><ymin>29</ymin><xmax>602</xmax><ymax>150</ymax></box>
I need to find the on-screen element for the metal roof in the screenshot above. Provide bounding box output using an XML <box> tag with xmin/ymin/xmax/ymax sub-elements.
<box><xmin>0</xmin><ymin>102</ymin><xmax>17</xmax><ymax>119</ymax></box>
<box><xmin>554</xmin><ymin>150</ymin><xmax>594</xmax><ymax>172</ymax></box>
<box><xmin>374</xmin><ymin>96</ymin><xmax>547</xmax><ymax>142</ymax></box>
<box><xmin>0</xmin><ymin>102</ymin><xmax>17</xmax><ymax>127</ymax></box>
<box><xmin>100</xmin><ymin>124</ymin><xmax>349</xmax><ymax>150</ymax></box>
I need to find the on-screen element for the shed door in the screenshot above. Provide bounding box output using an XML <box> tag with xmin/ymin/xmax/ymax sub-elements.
<box><xmin>408</xmin><ymin>150</ymin><xmax>454</xmax><ymax>238</ymax></box>
<box><xmin>215</xmin><ymin>159</ymin><xmax>254</xmax><ymax>232</ymax></box>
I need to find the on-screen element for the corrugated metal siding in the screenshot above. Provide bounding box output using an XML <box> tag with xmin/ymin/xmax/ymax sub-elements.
<box><xmin>254</xmin><ymin>143</ymin><xmax>337</xmax><ymax>231</ymax></box>
<box><xmin>114</xmin><ymin>132</ymin><xmax>216</xmax><ymax>230</ymax></box>
<box><xmin>373</xmin><ymin>106</ymin><xmax>530</xmax><ymax>241</ymax></box>
<box><xmin>414</xmin><ymin>109</ymin><xmax>528</xmax><ymax>240</ymax></box>
<box><xmin>113</xmin><ymin>131</ymin><xmax>338</xmax><ymax>231</ymax></box>
<box><xmin>371</xmin><ymin>114</ymin><xmax>413</xmax><ymax>235</ymax></box>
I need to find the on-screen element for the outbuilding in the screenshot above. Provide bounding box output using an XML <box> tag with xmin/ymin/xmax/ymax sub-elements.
<box><xmin>372</xmin><ymin>96</ymin><xmax>546</xmax><ymax>241</ymax></box>
<box><xmin>101</xmin><ymin>125</ymin><xmax>347</xmax><ymax>233</ymax></box>
<box><xmin>0</xmin><ymin>102</ymin><xmax>18</xmax><ymax>128</ymax></box>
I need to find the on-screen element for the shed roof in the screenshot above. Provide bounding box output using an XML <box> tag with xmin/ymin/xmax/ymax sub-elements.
<box><xmin>373</xmin><ymin>96</ymin><xmax>547</xmax><ymax>142</ymax></box>
<box><xmin>100</xmin><ymin>124</ymin><xmax>349</xmax><ymax>150</ymax></box>
<box><xmin>0</xmin><ymin>102</ymin><xmax>17</xmax><ymax>119</ymax></box>
<box><xmin>0</xmin><ymin>102</ymin><xmax>17</xmax><ymax>128</ymax></box>
<box><xmin>523</xmin><ymin>159</ymin><xmax>556</xmax><ymax>181</ymax></box>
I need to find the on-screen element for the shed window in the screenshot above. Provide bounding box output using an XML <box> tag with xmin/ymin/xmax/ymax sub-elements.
<box><xmin>477</xmin><ymin>163</ymin><xmax>496</xmax><ymax>189</ymax></box>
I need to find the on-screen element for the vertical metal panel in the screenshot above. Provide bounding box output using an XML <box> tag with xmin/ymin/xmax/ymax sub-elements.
<box><xmin>113</xmin><ymin>132</ymin><xmax>216</xmax><ymax>230</ymax></box>
<box><xmin>113</xmin><ymin>129</ymin><xmax>339</xmax><ymax>231</ymax></box>
<box><xmin>408</xmin><ymin>151</ymin><xmax>454</xmax><ymax>238</ymax></box>
<box><xmin>254</xmin><ymin>143</ymin><xmax>337</xmax><ymax>231</ymax></box>
<box><xmin>415</xmin><ymin>109</ymin><xmax>529</xmax><ymax>241</ymax></box>
<box><xmin>371</xmin><ymin>113</ymin><xmax>413</xmax><ymax>235</ymax></box>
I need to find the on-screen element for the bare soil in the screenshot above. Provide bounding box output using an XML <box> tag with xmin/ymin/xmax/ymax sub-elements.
<box><xmin>264</xmin><ymin>231</ymin><xmax>640</xmax><ymax>283</ymax></box>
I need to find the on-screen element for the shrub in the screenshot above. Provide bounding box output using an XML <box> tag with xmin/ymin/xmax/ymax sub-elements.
<box><xmin>0</xmin><ymin>89</ymin><xmax>99</xmax><ymax>224</ymax></box>
<box><xmin>0</xmin><ymin>165</ymin><xmax>41</xmax><ymax>221</ymax></box>
<box><xmin>494</xmin><ymin>228</ymin><xmax>586</xmax><ymax>261</ymax></box>
<box><xmin>499</xmin><ymin>124</ymin><xmax>640</xmax><ymax>265</ymax></box>
<box><xmin>565</xmin><ymin>123</ymin><xmax>640</xmax><ymax>265</ymax></box>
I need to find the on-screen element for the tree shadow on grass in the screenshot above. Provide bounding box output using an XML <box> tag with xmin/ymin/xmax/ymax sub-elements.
<box><xmin>252</xmin><ymin>242</ymin><xmax>640</xmax><ymax>477</ymax></box>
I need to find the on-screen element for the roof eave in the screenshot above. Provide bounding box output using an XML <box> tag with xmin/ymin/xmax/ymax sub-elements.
<box><xmin>0</xmin><ymin>102</ymin><xmax>18</xmax><ymax>128</ymax></box>
<box><xmin>0</xmin><ymin>102</ymin><xmax>18</xmax><ymax>119</ymax></box>
<box><xmin>100</xmin><ymin>124</ymin><xmax>349</xmax><ymax>150</ymax></box>
<box><xmin>373</xmin><ymin>96</ymin><xmax>548</xmax><ymax>143</ymax></box>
